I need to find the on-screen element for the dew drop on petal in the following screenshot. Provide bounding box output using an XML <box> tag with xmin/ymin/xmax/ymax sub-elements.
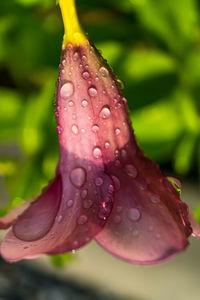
<box><xmin>67</xmin><ymin>199</ymin><xmax>74</xmax><ymax>208</ymax></box>
<box><xmin>77</xmin><ymin>215</ymin><xmax>88</xmax><ymax>225</ymax></box>
<box><xmin>99</xmin><ymin>106</ymin><xmax>111</xmax><ymax>119</ymax></box>
<box><xmin>128</xmin><ymin>208</ymin><xmax>141</xmax><ymax>222</ymax></box>
<box><xmin>82</xmin><ymin>71</ymin><xmax>90</xmax><ymax>80</ymax></box>
<box><xmin>104</xmin><ymin>141</ymin><xmax>110</xmax><ymax>149</ymax></box>
<box><xmin>70</xmin><ymin>167</ymin><xmax>86</xmax><ymax>188</ymax></box>
<box><xmin>149</xmin><ymin>193</ymin><xmax>160</xmax><ymax>204</ymax></box>
<box><xmin>99</xmin><ymin>66</ymin><xmax>109</xmax><ymax>77</ymax></box>
<box><xmin>60</xmin><ymin>81</ymin><xmax>74</xmax><ymax>99</ymax></box>
<box><xmin>68</xmin><ymin>100</ymin><xmax>74</xmax><ymax>107</ymax></box>
<box><xmin>92</xmin><ymin>124</ymin><xmax>99</xmax><ymax>133</ymax></box>
<box><xmin>57</xmin><ymin>215</ymin><xmax>63</xmax><ymax>223</ymax></box>
<box><xmin>121</xmin><ymin>149</ymin><xmax>127</xmax><ymax>159</ymax></box>
<box><xmin>93</xmin><ymin>147</ymin><xmax>102</xmax><ymax>159</ymax></box>
<box><xmin>73</xmin><ymin>52</ymin><xmax>79</xmax><ymax>61</ymax></box>
<box><xmin>88</xmin><ymin>87</ymin><xmax>98</xmax><ymax>97</ymax></box>
<box><xmin>71</xmin><ymin>124</ymin><xmax>79</xmax><ymax>135</ymax></box>
<box><xmin>115</xmin><ymin>128</ymin><xmax>121</xmax><ymax>136</ymax></box>
<box><xmin>125</xmin><ymin>164</ymin><xmax>137</xmax><ymax>178</ymax></box>
<box><xmin>95</xmin><ymin>177</ymin><xmax>103</xmax><ymax>186</ymax></box>
<box><xmin>116</xmin><ymin>206</ymin><xmax>122</xmax><ymax>213</ymax></box>
<box><xmin>108</xmin><ymin>184</ymin><xmax>114</xmax><ymax>194</ymax></box>
<box><xmin>98</xmin><ymin>201</ymin><xmax>112</xmax><ymax>220</ymax></box>
<box><xmin>83</xmin><ymin>199</ymin><xmax>93</xmax><ymax>209</ymax></box>
<box><xmin>111</xmin><ymin>175</ymin><xmax>121</xmax><ymax>191</ymax></box>
<box><xmin>114</xmin><ymin>215</ymin><xmax>121</xmax><ymax>224</ymax></box>
<box><xmin>81</xmin><ymin>189</ymin><xmax>88</xmax><ymax>199</ymax></box>
<box><xmin>56</xmin><ymin>125</ymin><xmax>63</xmax><ymax>135</ymax></box>
<box><xmin>81</xmin><ymin>99</ymin><xmax>88</xmax><ymax>107</ymax></box>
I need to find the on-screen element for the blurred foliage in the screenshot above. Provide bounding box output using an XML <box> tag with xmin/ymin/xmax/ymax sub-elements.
<box><xmin>50</xmin><ymin>252</ymin><xmax>75</xmax><ymax>267</ymax></box>
<box><xmin>0</xmin><ymin>0</ymin><xmax>200</xmax><ymax>262</ymax></box>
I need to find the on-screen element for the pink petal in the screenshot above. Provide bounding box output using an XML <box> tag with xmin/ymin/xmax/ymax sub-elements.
<box><xmin>0</xmin><ymin>200</ymin><xmax>32</xmax><ymax>230</ymax></box>
<box><xmin>95</xmin><ymin>150</ymin><xmax>192</xmax><ymax>263</ymax></box>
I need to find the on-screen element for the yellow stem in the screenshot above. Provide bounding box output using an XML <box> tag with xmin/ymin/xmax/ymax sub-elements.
<box><xmin>59</xmin><ymin>0</ymin><xmax>87</xmax><ymax>45</ymax></box>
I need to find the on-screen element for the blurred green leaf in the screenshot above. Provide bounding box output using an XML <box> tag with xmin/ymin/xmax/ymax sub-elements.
<box><xmin>50</xmin><ymin>253</ymin><xmax>75</xmax><ymax>268</ymax></box>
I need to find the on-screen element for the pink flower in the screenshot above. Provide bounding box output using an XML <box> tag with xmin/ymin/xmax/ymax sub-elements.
<box><xmin>0</xmin><ymin>0</ymin><xmax>199</xmax><ymax>264</ymax></box>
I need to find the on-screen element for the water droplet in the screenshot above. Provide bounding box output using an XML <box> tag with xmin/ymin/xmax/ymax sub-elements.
<box><xmin>56</xmin><ymin>125</ymin><xmax>63</xmax><ymax>135</ymax></box>
<box><xmin>70</xmin><ymin>167</ymin><xmax>86</xmax><ymax>188</ymax></box>
<box><xmin>57</xmin><ymin>215</ymin><xmax>63</xmax><ymax>223</ymax></box>
<box><xmin>72</xmin><ymin>124</ymin><xmax>79</xmax><ymax>135</ymax></box>
<box><xmin>116</xmin><ymin>206</ymin><xmax>122</xmax><ymax>213</ymax></box>
<box><xmin>114</xmin><ymin>215</ymin><xmax>121</xmax><ymax>224</ymax></box>
<box><xmin>115</xmin><ymin>128</ymin><xmax>121</xmax><ymax>136</ymax></box>
<box><xmin>81</xmin><ymin>128</ymin><xmax>85</xmax><ymax>134</ymax></box>
<box><xmin>82</xmin><ymin>55</ymin><xmax>87</xmax><ymax>61</ymax></box>
<box><xmin>83</xmin><ymin>199</ymin><xmax>93</xmax><ymax>209</ymax></box>
<box><xmin>81</xmin><ymin>189</ymin><xmax>88</xmax><ymax>199</ymax></box>
<box><xmin>55</xmin><ymin>111</ymin><xmax>59</xmax><ymax>118</ymax></box>
<box><xmin>115</xmin><ymin>160</ymin><xmax>120</xmax><ymax>167</ymax></box>
<box><xmin>125</xmin><ymin>164</ymin><xmax>137</xmax><ymax>178</ymax></box>
<box><xmin>62</xmin><ymin>59</ymin><xmax>66</xmax><ymax>66</ymax></box>
<box><xmin>60</xmin><ymin>81</ymin><xmax>74</xmax><ymax>99</ymax></box>
<box><xmin>121</xmin><ymin>149</ymin><xmax>127</xmax><ymax>158</ymax></box>
<box><xmin>111</xmin><ymin>175</ymin><xmax>121</xmax><ymax>191</ymax></box>
<box><xmin>73</xmin><ymin>52</ymin><xmax>79</xmax><ymax>61</ymax></box>
<box><xmin>82</xmin><ymin>71</ymin><xmax>90</xmax><ymax>80</ymax></box>
<box><xmin>93</xmin><ymin>147</ymin><xmax>102</xmax><ymax>159</ymax></box>
<box><xmin>132</xmin><ymin>229</ymin><xmax>139</xmax><ymax>237</ymax></box>
<box><xmin>77</xmin><ymin>215</ymin><xmax>88</xmax><ymax>225</ymax></box>
<box><xmin>104</xmin><ymin>141</ymin><xmax>110</xmax><ymax>149</ymax></box>
<box><xmin>92</xmin><ymin>124</ymin><xmax>99</xmax><ymax>133</ymax></box>
<box><xmin>68</xmin><ymin>100</ymin><xmax>74</xmax><ymax>107</ymax></box>
<box><xmin>72</xmin><ymin>113</ymin><xmax>76</xmax><ymax>120</ymax></box>
<box><xmin>67</xmin><ymin>200</ymin><xmax>74</xmax><ymax>208</ymax></box>
<box><xmin>81</xmin><ymin>99</ymin><xmax>88</xmax><ymax>107</ymax></box>
<box><xmin>95</xmin><ymin>177</ymin><xmax>103</xmax><ymax>186</ymax></box>
<box><xmin>149</xmin><ymin>225</ymin><xmax>154</xmax><ymax>232</ymax></box>
<box><xmin>99</xmin><ymin>106</ymin><xmax>111</xmax><ymax>119</ymax></box>
<box><xmin>122</xmin><ymin>97</ymin><xmax>127</xmax><ymax>104</ymax></box>
<box><xmin>149</xmin><ymin>192</ymin><xmax>160</xmax><ymax>204</ymax></box>
<box><xmin>99</xmin><ymin>66</ymin><xmax>109</xmax><ymax>77</ymax></box>
<box><xmin>98</xmin><ymin>200</ymin><xmax>112</xmax><ymax>220</ymax></box>
<box><xmin>88</xmin><ymin>87</ymin><xmax>98</xmax><ymax>97</ymax></box>
<box><xmin>128</xmin><ymin>208</ymin><xmax>141</xmax><ymax>222</ymax></box>
<box><xmin>108</xmin><ymin>184</ymin><xmax>114</xmax><ymax>194</ymax></box>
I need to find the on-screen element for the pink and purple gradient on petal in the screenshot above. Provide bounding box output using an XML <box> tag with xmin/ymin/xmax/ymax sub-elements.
<box><xmin>0</xmin><ymin>41</ymin><xmax>200</xmax><ymax>264</ymax></box>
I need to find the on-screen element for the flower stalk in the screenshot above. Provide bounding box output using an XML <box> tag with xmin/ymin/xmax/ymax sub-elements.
<box><xmin>59</xmin><ymin>0</ymin><xmax>87</xmax><ymax>45</ymax></box>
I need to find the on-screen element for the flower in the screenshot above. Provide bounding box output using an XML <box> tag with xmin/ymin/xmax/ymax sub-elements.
<box><xmin>0</xmin><ymin>0</ymin><xmax>200</xmax><ymax>264</ymax></box>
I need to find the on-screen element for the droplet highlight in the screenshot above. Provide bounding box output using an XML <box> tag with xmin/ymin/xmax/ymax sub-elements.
<box><xmin>99</xmin><ymin>106</ymin><xmax>111</xmax><ymax>119</ymax></box>
<box><xmin>93</xmin><ymin>147</ymin><xmax>102</xmax><ymax>159</ymax></box>
<box><xmin>60</xmin><ymin>81</ymin><xmax>74</xmax><ymax>99</ymax></box>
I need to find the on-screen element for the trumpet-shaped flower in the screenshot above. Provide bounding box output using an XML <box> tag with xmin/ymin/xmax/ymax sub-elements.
<box><xmin>0</xmin><ymin>0</ymin><xmax>200</xmax><ymax>264</ymax></box>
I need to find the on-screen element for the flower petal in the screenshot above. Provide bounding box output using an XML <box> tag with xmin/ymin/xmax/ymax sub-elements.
<box><xmin>0</xmin><ymin>200</ymin><xmax>33</xmax><ymax>230</ymax></box>
<box><xmin>95</xmin><ymin>151</ymin><xmax>192</xmax><ymax>264</ymax></box>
